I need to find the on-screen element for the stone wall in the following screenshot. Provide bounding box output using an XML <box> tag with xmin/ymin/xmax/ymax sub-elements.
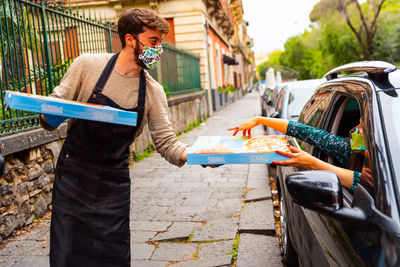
<box><xmin>0</xmin><ymin>91</ymin><xmax>208</xmax><ymax>241</ymax></box>
<box><xmin>0</xmin><ymin>142</ymin><xmax>63</xmax><ymax>243</ymax></box>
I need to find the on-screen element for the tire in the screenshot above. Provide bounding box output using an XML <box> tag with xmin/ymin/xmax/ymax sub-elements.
<box><xmin>280</xmin><ymin>193</ymin><xmax>299</xmax><ymax>267</ymax></box>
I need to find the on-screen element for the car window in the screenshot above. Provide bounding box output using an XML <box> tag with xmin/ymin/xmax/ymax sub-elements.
<box><xmin>288</xmin><ymin>87</ymin><xmax>316</xmax><ymax>118</ymax></box>
<box><xmin>298</xmin><ymin>91</ymin><xmax>334</xmax><ymax>152</ymax></box>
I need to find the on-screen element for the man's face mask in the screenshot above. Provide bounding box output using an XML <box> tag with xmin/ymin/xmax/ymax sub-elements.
<box><xmin>350</xmin><ymin>127</ymin><xmax>365</xmax><ymax>153</ymax></box>
<box><xmin>135</xmin><ymin>38</ymin><xmax>163</xmax><ymax>69</ymax></box>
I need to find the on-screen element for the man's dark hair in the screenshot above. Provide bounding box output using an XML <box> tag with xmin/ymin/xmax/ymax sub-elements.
<box><xmin>118</xmin><ymin>8</ymin><xmax>170</xmax><ymax>47</ymax></box>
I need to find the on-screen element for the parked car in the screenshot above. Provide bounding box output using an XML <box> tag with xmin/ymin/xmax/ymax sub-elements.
<box><xmin>276</xmin><ymin>61</ymin><xmax>400</xmax><ymax>266</ymax></box>
<box><xmin>263</xmin><ymin>79</ymin><xmax>324</xmax><ymax>135</ymax></box>
<box><xmin>260</xmin><ymin>83</ymin><xmax>285</xmax><ymax>117</ymax></box>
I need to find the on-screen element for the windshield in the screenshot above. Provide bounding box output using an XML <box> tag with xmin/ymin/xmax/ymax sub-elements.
<box><xmin>378</xmin><ymin>89</ymin><xmax>400</xmax><ymax>189</ymax></box>
<box><xmin>288</xmin><ymin>87</ymin><xmax>316</xmax><ymax>117</ymax></box>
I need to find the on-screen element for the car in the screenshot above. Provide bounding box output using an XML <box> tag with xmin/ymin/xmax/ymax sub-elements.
<box><xmin>276</xmin><ymin>61</ymin><xmax>400</xmax><ymax>266</ymax></box>
<box><xmin>260</xmin><ymin>83</ymin><xmax>285</xmax><ymax>117</ymax></box>
<box><xmin>261</xmin><ymin>79</ymin><xmax>324</xmax><ymax>133</ymax></box>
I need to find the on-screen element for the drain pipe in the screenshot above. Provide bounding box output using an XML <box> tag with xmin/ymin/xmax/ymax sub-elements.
<box><xmin>203</xmin><ymin>17</ymin><xmax>214</xmax><ymax>117</ymax></box>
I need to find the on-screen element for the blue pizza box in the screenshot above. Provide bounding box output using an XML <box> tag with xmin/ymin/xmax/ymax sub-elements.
<box><xmin>187</xmin><ymin>136</ymin><xmax>290</xmax><ymax>165</ymax></box>
<box><xmin>5</xmin><ymin>91</ymin><xmax>137</xmax><ymax>126</ymax></box>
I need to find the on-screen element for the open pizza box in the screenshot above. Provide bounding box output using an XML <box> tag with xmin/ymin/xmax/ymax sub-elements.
<box><xmin>5</xmin><ymin>91</ymin><xmax>138</xmax><ymax>126</ymax></box>
<box><xmin>187</xmin><ymin>135</ymin><xmax>290</xmax><ymax>165</ymax></box>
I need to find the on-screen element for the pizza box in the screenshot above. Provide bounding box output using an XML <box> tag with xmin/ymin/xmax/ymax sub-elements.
<box><xmin>5</xmin><ymin>91</ymin><xmax>137</xmax><ymax>126</ymax></box>
<box><xmin>187</xmin><ymin>135</ymin><xmax>290</xmax><ymax>165</ymax></box>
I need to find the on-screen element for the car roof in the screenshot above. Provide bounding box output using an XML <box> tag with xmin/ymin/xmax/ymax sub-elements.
<box><xmin>283</xmin><ymin>78</ymin><xmax>326</xmax><ymax>91</ymax></box>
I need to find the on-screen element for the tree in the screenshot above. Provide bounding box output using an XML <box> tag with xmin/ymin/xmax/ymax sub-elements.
<box><xmin>337</xmin><ymin>0</ymin><xmax>386</xmax><ymax>60</ymax></box>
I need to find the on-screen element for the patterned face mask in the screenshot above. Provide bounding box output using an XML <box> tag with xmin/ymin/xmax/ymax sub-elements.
<box><xmin>135</xmin><ymin>38</ymin><xmax>163</xmax><ymax>69</ymax></box>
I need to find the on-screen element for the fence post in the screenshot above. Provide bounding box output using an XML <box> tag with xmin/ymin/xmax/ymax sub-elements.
<box><xmin>106</xmin><ymin>21</ymin><xmax>113</xmax><ymax>52</ymax></box>
<box><xmin>40</xmin><ymin>1</ymin><xmax>54</xmax><ymax>94</ymax></box>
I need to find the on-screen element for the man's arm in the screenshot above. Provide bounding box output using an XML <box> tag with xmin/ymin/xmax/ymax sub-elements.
<box><xmin>38</xmin><ymin>55</ymin><xmax>85</xmax><ymax>131</ymax></box>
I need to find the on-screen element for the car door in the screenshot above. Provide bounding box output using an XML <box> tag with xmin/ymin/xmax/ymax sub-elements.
<box><xmin>277</xmin><ymin>87</ymin><xmax>336</xmax><ymax>266</ymax></box>
<box><xmin>281</xmin><ymin>81</ymin><xmax>389</xmax><ymax>266</ymax></box>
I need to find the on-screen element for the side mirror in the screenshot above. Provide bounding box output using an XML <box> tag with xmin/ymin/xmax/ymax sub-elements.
<box><xmin>286</xmin><ymin>171</ymin><xmax>343</xmax><ymax>213</ymax></box>
<box><xmin>271</xmin><ymin>111</ymin><xmax>280</xmax><ymax>118</ymax></box>
<box><xmin>286</xmin><ymin>171</ymin><xmax>400</xmax><ymax>234</ymax></box>
<box><xmin>0</xmin><ymin>154</ymin><xmax>4</xmax><ymax>176</ymax></box>
<box><xmin>262</xmin><ymin>95</ymin><xmax>268</xmax><ymax>102</ymax></box>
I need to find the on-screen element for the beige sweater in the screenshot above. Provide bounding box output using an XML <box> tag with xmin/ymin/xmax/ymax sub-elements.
<box><xmin>47</xmin><ymin>53</ymin><xmax>187</xmax><ymax>167</ymax></box>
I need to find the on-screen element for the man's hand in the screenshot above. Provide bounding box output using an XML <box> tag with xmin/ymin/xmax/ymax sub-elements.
<box><xmin>40</xmin><ymin>114</ymin><xmax>68</xmax><ymax>128</ymax></box>
<box><xmin>180</xmin><ymin>147</ymin><xmax>189</xmax><ymax>162</ymax></box>
<box><xmin>201</xmin><ymin>164</ymin><xmax>223</xmax><ymax>168</ymax></box>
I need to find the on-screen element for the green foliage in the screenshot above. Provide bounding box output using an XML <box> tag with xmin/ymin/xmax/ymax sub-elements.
<box><xmin>217</xmin><ymin>84</ymin><xmax>235</xmax><ymax>93</ymax></box>
<box><xmin>183</xmin><ymin>120</ymin><xmax>200</xmax><ymax>133</ymax></box>
<box><xmin>162</xmin><ymin>83</ymin><xmax>171</xmax><ymax>98</ymax></box>
<box><xmin>256</xmin><ymin>50</ymin><xmax>283</xmax><ymax>80</ymax></box>
<box><xmin>227</xmin><ymin>233</ymin><xmax>240</xmax><ymax>260</ymax></box>
<box><xmin>133</xmin><ymin>142</ymin><xmax>155</xmax><ymax>162</ymax></box>
<box><xmin>259</xmin><ymin>0</ymin><xmax>400</xmax><ymax>80</ymax></box>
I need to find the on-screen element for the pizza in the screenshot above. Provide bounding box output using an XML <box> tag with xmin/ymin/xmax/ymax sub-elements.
<box><xmin>193</xmin><ymin>143</ymin><xmax>235</xmax><ymax>154</ymax></box>
<box><xmin>243</xmin><ymin>135</ymin><xmax>290</xmax><ymax>153</ymax></box>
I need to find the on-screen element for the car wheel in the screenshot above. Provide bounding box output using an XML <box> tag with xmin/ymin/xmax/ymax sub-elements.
<box><xmin>280</xmin><ymin>193</ymin><xmax>299</xmax><ymax>266</ymax></box>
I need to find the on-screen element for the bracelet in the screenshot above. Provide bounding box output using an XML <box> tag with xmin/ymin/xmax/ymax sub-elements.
<box><xmin>350</xmin><ymin>172</ymin><xmax>361</xmax><ymax>193</ymax></box>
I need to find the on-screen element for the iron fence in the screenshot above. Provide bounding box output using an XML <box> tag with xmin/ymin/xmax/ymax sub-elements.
<box><xmin>0</xmin><ymin>0</ymin><xmax>202</xmax><ymax>135</ymax></box>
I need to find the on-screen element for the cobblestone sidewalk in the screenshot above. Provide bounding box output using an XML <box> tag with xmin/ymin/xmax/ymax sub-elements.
<box><xmin>0</xmin><ymin>91</ymin><xmax>282</xmax><ymax>267</ymax></box>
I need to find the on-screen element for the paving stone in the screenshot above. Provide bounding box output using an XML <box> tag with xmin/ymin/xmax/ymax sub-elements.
<box><xmin>2</xmin><ymin>256</ymin><xmax>49</xmax><ymax>267</ymax></box>
<box><xmin>191</xmin><ymin>220</ymin><xmax>238</xmax><ymax>242</ymax></box>
<box><xmin>246</xmin><ymin>179</ymin><xmax>269</xmax><ymax>189</ymax></box>
<box><xmin>152</xmin><ymin>222</ymin><xmax>199</xmax><ymax>242</ymax></box>
<box><xmin>151</xmin><ymin>243</ymin><xmax>197</xmax><ymax>261</ymax></box>
<box><xmin>180</xmin><ymin>193</ymin><xmax>212</xmax><ymax>206</ymax></box>
<box><xmin>236</xmin><ymin>234</ymin><xmax>282</xmax><ymax>267</ymax></box>
<box><xmin>130</xmin><ymin>221</ymin><xmax>171</xmax><ymax>231</ymax></box>
<box><xmin>239</xmin><ymin>200</ymin><xmax>275</xmax><ymax>232</ymax></box>
<box><xmin>0</xmin><ymin>240</ymin><xmax>49</xmax><ymax>256</ymax></box>
<box><xmin>216</xmin><ymin>199</ymin><xmax>243</xmax><ymax>208</ymax></box>
<box><xmin>13</xmin><ymin>220</ymin><xmax>50</xmax><ymax>241</ymax></box>
<box><xmin>245</xmin><ymin>188</ymin><xmax>271</xmax><ymax>202</ymax></box>
<box><xmin>202</xmin><ymin>177</ymin><xmax>228</xmax><ymax>183</ymax></box>
<box><xmin>131</xmin><ymin>260</ymin><xmax>168</xmax><ymax>267</ymax></box>
<box><xmin>131</xmin><ymin>243</ymin><xmax>155</xmax><ymax>260</ymax></box>
<box><xmin>172</xmin><ymin>255</ymin><xmax>232</xmax><ymax>267</ymax></box>
<box><xmin>132</xmin><ymin>231</ymin><xmax>157</xmax><ymax>243</ymax></box>
<box><xmin>197</xmin><ymin>240</ymin><xmax>235</xmax><ymax>258</ymax></box>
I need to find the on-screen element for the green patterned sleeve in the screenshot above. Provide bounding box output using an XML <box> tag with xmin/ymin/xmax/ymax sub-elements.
<box><xmin>350</xmin><ymin>172</ymin><xmax>361</xmax><ymax>193</ymax></box>
<box><xmin>286</xmin><ymin>121</ymin><xmax>353</xmax><ymax>167</ymax></box>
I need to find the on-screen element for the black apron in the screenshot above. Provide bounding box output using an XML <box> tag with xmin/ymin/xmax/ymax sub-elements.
<box><xmin>50</xmin><ymin>53</ymin><xmax>146</xmax><ymax>267</ymax></box>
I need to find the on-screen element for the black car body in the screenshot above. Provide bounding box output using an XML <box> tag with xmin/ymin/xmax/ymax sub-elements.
<box><xmin>276</xmin><ymin>61</ymin><xmax>400</xmax><ymax>266</ymax></box>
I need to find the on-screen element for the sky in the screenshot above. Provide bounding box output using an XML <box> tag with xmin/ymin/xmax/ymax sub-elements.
<box><xmin>242</xmin><ymin>0</ymin><xmax>321</xmax><ymax>56</ymax></box>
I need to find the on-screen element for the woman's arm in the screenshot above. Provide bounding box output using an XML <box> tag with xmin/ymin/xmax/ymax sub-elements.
<box><xmin>274</xmin><ymin>146</ymin><xmax>355</xmax><ymax>190</ymax></box>
<box><xmin>228</xmin><ymin>116</ymin><xmax>289</xmax><ymax>136</ymax></box>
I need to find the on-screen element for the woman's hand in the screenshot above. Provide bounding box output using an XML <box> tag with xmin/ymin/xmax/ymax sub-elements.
<box><xmin>272</xmin><ymin>145</ymin><xmax>320</xmax><ymax>169</ymax></box>
<box><xmin>228</xmin><ymin>117</ymin><xmax>259</xmax><ymax>137</ymax></box>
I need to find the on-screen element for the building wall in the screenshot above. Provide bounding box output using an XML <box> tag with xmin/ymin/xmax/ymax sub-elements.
<box><xmin>207</xmin><ymin>27</ymin><xmax>229</xmax><ymax>88</ymax></box>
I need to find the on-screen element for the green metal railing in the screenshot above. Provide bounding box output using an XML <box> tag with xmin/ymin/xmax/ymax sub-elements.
<box><xmin>0</xmin><ymin>0</ymin><xmax>202</xmax><ymax>136</ymax></box>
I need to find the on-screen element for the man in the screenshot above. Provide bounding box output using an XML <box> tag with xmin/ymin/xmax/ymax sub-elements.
<box><xmin>40</xmin><ymin>8</ymin><xmax>189</xmax><ymax>266</ymax></box>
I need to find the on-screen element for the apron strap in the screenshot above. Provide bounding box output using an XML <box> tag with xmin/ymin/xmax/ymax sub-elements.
<box><xmin>93</xmin><ymin>53</ymin><xmax>120</xmax><ymax>94</ymax></box>
<box><xmin>134</xmin><ymin>69</ymin><xmax>147</xmax><ymax>128</ymax></box>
